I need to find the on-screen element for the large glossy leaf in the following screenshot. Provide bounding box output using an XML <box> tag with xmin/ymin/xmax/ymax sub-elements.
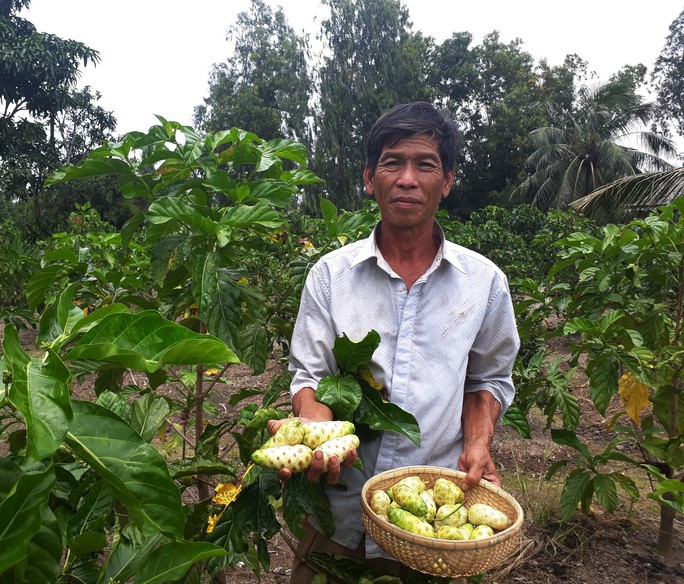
<box><xmin>220</xmin><ymin>203</ymin><xmax>283</xmax><ymax>229</ymax></box>
<box><xmin>332</xmin><ymin>331</ymin><xmax>381</xmax><ymax>373</ymax></box>
<box><xmin>134</xmin><ymin>541</ymin><xmax>227</xmax><ymax>584</ymax></box>
<box><xmin>282</xmin><ymin>474</ymin><xmax>334</xmax><ymax>539</ymax></box>
<box><xmin>20</xmin><ymin>507</ymin><xmax>62</xmax><ymax>584</ymax></box>
<box><xmin>3</xmin><ymin>325</ymin><xmax>72</xmax><ymax>463</ymax></box>
<box><xmin>26</xmin><ymin>264</ymin><xmax>63</xmax><ymax>311</ymax></box>
<box><xmin>131</xmin><ymin>393</ymin><xmax>170</xmax><ymax>443</ymax></box>
<box><xmin>64</xmin><ymin>401</ymin><xmax>184</xmax><ymax>539</ymax></box>
<box><xmin>64</xmin><ymin>311</ymin><xmax>239</xmax><ymax>372</ymax></box>
<box><xmin>355</xmin><ymin>386</ymin><xmax>421</xmax><ymax>447</ymax></box>
<box><xmin>97</xmin><ymin>526</ymin><xmax>161</xmax><ymax>584</ymax></box>
<box><xmin>551</xmin><ymin>429</ymin><xmax>593</xmax><ymax>463</ymax></box>
<box><xmin>316</xmin><ymin>374</ymin><xmax>362</xmax><ymax>421</ymax></box>
<box><xmin>560</xmin><ymin>470</ymin><xmax>592</xmax><ymax>521</ymax></box>
<box><xmin>37</xmin><ymin>283</ymin><xmax>84</xmax><ymax>346</ymax></box>
<box><xmin>45</xmin><ymin>157</ymin><xmax>135</xmax><ymax>186</ymax></box>
<box><xmin>502</xmin><ymin>406</ymin><xmax>531</xmax><ymax>438</ymax></box>
<box><xmin>237</xmin><ymin>321</ymin><xmax>269</xmax><ymax>375</ymax></box>
<box><xmin>193</xmin><ymin>251</ymin><xmax>242</xmax><ymax>349</ymax></box>
<box><xmin>586</xmin><ymin>356</ymin><xmax>618</xmax><ymax>415</ymax></box>
<box><xmin>0</xmin><ymin>464</ymin><xmax>55</xmax><ymax>573</ymax></box>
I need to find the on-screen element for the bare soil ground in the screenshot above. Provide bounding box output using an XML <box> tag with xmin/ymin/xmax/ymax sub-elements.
<box><xmin>9</xmin><ymin>326</ymin><xmax>684</xmax><ymax>584</ymax></box>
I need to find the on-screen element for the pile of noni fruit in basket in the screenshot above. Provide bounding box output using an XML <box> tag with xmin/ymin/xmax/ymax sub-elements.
<box><xmin>370</xmin><ymin>474</ymin><xmax>514</xmax><ymax>540</ymax></box>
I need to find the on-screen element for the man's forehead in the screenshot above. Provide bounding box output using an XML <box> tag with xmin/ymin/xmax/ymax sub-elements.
<box><xmin>380</xmin><ymin>134</ymin><xmax>440</xmax><ymax>157</ymax></box>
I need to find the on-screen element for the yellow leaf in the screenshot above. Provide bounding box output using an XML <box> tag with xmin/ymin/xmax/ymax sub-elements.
<box><xmin>213</xmin><ymin>482</ymin><xmax>242</xmax><ymax>507</ymax></box>
<box><xmin>618</xmin><ymin>372</ymin><xmax>650</xmax><ymax>426</ymax></box>
<box><xmin>357</xmin><ymin>364</ymin><xmax>384</xmax><ymax>391</ymax></box>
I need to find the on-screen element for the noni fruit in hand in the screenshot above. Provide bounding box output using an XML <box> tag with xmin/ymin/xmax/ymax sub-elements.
<box><xmin>301</xmin><ymin>420</ymin><xmax>355</xmax><ymax>449</ymax></box>
<box><xmin>262</xmin><ymin>419</ymin><xmax>305</xmax><ymax>449</ymax></box>
<box><xmin>313</xmin><ymin>433</ymin><xmax>360</xmax><ymax>472</ymax></box>
<box><xmin>251</xmin><ymin>444</ymin><xmax>312</xmax><ymax>472</ymax></box>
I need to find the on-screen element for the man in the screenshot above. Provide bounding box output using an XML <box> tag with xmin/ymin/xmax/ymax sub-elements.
<box><xmin>272</xmin><ymin>101</ymin><xmax>520</xmax><ymax>582</ymax></box>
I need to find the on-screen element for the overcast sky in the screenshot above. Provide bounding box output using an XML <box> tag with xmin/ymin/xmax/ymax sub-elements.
<box><xmin>21</xmin><ymin>0</ymin><xmax>684</xmax><ymax>141</ymax></box>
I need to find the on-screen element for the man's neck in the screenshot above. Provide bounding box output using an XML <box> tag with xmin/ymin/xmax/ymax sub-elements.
<box><xmin>375</xmin><ymin>221</ymin><xmax>441</xmax><ymax>290</ymax></box>
<box><xmin>376</xmin><ymin>220</ymin><xmax>440</xmax><ymax>260</ymax></box>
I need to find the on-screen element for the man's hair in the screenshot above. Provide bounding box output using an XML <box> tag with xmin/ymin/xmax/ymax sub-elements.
<box><xmin>365</xmin><ymin>101</ymin><xmax>460</xmax><ymax>177</ymax></box>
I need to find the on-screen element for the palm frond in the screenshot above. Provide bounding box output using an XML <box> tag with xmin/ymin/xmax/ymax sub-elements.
<box><xmin>570</xmin><ymin>168</ymin><xmax>684</xmax><ymax>223</ymax></box>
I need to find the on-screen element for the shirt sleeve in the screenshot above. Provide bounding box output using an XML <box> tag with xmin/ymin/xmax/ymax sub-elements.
<box><xmin>463</xmin><ymin>271</ymin><xmax>520</xmax><ymax>416</ymax></box>
<box><xmin>288</xmin><ymin>263</ymin><xmax>339</xmax><ymax>397</ymax></box>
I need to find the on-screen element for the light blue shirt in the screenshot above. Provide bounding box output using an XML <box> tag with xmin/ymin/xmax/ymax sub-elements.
<box><xmin>289</xmin><ymin>222</ymin><xmax>520</xmax><ymax>556</ymax></box>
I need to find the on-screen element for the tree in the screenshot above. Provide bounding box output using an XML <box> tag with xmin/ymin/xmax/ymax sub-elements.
<box><xmin>433</xmin><ymin>32</ymin><xmax>583</xmax><ymax>214</ymax></box>
<box><xmin>512</xmin><ymin>78</ymin><xmax>677</xmax><ymax>210</ymax></box>
<box><xmin>194</xmin><ymin>0</ymin><xmax>312</xmax><ymax>144</ymax></box>
<box><xmin>312</xmin><ymin>0</ymin><xmax>433</xmax><ymax>211</ymax></box>
<box><xmin>0</xmin><ymin>0</ymin><xmax>115</xmax><ymax>230</ymax></box>
<box><xmin>652</xmin><ymin>9</ymin><xmax>684</xmax><ymax>138</ymax></box>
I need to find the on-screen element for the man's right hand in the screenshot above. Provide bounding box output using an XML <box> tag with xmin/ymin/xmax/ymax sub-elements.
<box><xmin>266</xmin><ymin>387</ymin><xmax>357</xmax><ymax>484</ymax></box>
<box><xmin>265</xmin><ymin>416</ymin><xmax>357</xmax><ymax>484</ymax></box>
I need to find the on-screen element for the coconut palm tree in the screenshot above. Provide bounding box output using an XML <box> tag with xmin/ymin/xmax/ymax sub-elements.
<box><xmin>512</xmin><ymin>79</ymin><xmax>678</xmax><ymax>210</ymax></box>
<box><xmin>570</xmin><ymin>167</ymin><xmax>684</xmax><ymax>223</ymax></box>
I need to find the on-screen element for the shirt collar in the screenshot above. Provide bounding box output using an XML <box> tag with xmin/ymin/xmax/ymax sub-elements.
<box><xmin>350</xmin><ymin>221</ymin><xmax>466</xmax><ymax>274</ymax></box>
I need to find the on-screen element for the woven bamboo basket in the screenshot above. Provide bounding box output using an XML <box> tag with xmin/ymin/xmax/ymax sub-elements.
<box><xmin>361</xmin><ymin>466</ymin><xmax>524</xmax><ymax>578</ymax></box>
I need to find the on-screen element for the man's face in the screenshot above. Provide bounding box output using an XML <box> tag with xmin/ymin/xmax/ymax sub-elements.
<box><xmin>364</xmin><ymin>134</ymin><xmax>454</xmax><ymax>231</ymax></box>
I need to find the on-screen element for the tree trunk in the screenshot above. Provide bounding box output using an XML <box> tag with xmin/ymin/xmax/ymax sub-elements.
<box><xmin>656</xmin><ymin>495</ymin><xmax>675</xmax><ymax>556</ymax></box>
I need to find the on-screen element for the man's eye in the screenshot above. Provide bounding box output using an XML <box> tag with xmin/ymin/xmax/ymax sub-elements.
<box><xmin>418</xmin><ymin>162</ymin><xmax>438</xmax><ymax>171</ymax></box>
<box><xmin>381</xmin><ymin>160</ymin><xmax>401</xmax><ymax>169</ymax></box>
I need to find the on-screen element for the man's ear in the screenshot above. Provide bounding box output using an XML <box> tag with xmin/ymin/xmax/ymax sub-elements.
<box><xmin>363</xmin><ymin>166</ymin><xmax>375</xmax><ymax>195</ymax></box>
<box><xmin>442</xmin><ymin>169</ymin><xmax>455</xmax><ymax>198</ymax></box>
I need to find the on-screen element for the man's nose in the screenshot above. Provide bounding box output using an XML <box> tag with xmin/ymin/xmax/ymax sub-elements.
<box><xmin>396</xmin><ymin>163</ymin><xmax>420</xmax><ymax>186</ymax></box>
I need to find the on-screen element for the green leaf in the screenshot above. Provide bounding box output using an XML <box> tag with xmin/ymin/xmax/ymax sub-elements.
<box><xmin>502</xmin><ymin>406</ymin><xmax>531</xmax><ymax>438</ymax></box>
<box><xmin>64</xmin><ymin>401</ymin><xmax>184</xmax><ymax>538</ymax></box>
<box><xmin>551</xmin><ymin>429</ymin><xmax>593</xmax><ymax>463</ymax></box>
<box><xmin>37</xmin><ymin>282</ymin><xmax>84</xmax><ymax>347</ymax></box>
<box><xmin>64</xmin><ymin>311</ymin><xmax>240</xmax><ymax>373</ymax></box>
<box><xmin>593</xmin><ymin>474</ymin><xmax>619</xmax><ymax>513</ymax></box>
<box><xmin>131</xmin><ymin>393</ymin><xmax>171</xmax><ymax>443</ymax></box>
<box><xmin>320</xmin><ymin>197</ymin><xmax>338</xmax><ymax>237</ymax></box>
<box><xmin>134</xmin><ymin>541</ymin><xmax>227</xmax><ymax>584</ymax></box>
<box><xmin>66</xmin><ymin>480</ymin><xmax>114</xmax><ymax>540</ymax></box>
<box><xmin>193</xmin><ymin>251</ymin><xmax>242</xmax><ymax>349</ymax></box>
<box><xmin>45</xmin><ymin>157</ymin><xmax>136</xmax><ymax>186</ymax></box>
<box><xmin>356</xmin><ymin>387</ymin><xmax>421</xmax><ymax>446</ymax></box>
<box><xmin>0</xmin><ymin>464</ymin><xmax>55</xmax><ymax>573</ymax></box>
<box><xmin>21</xmin><ymin>506</ymin><xmax>62</xmax><ymax>584</ymax></box>
<box><xmin>282</xmin><ymin>474</ymin><xmax>334</xmax><ymax>539</ymax></box>
<box><xmin>237</xmin><ymin>321</ymin><xmax>269</xmax><ymax>375</ymax></box>
<box><xmin>560</xmin><ymin>470</ymin><xmax>591</xmax><ymax>521</ymax></box>
<box><xmin>332</xmin><ymin>331</ymin><xmax>381</xmax><ymax>373</ymax></box>
<box><xmin>316</xmin><ymin>374</ymin><xmax>362</xmax><ymax>421</ymax></box>
<box><xmin>220</xmin><ymin>203</ymin><xmax>284</xmax><ymax>230</ymax></box>
<box><xmin>97</xmin><ymin>526</ymin><xmax>161</xmax><ymax>584</ymax></box>
<box><xmin>26</xmin><ymin>264</ymin><xmax>64</xmax><ymax>311</ymax></box>
<box><xmin>3</xmin><ymin>325</ymin><xmax>72</xmax><ymax>463</ymax></box>
<box><xmin>586</xmin><ymin>357</ymin><xmax>618</xmax><ymax>415</ymax></box>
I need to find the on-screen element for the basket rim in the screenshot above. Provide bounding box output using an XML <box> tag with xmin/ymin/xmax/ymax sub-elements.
<box><xmin>361</xmin><ymin>465</ymin><xmax>524</xmax><ymax>552</ymax></box>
